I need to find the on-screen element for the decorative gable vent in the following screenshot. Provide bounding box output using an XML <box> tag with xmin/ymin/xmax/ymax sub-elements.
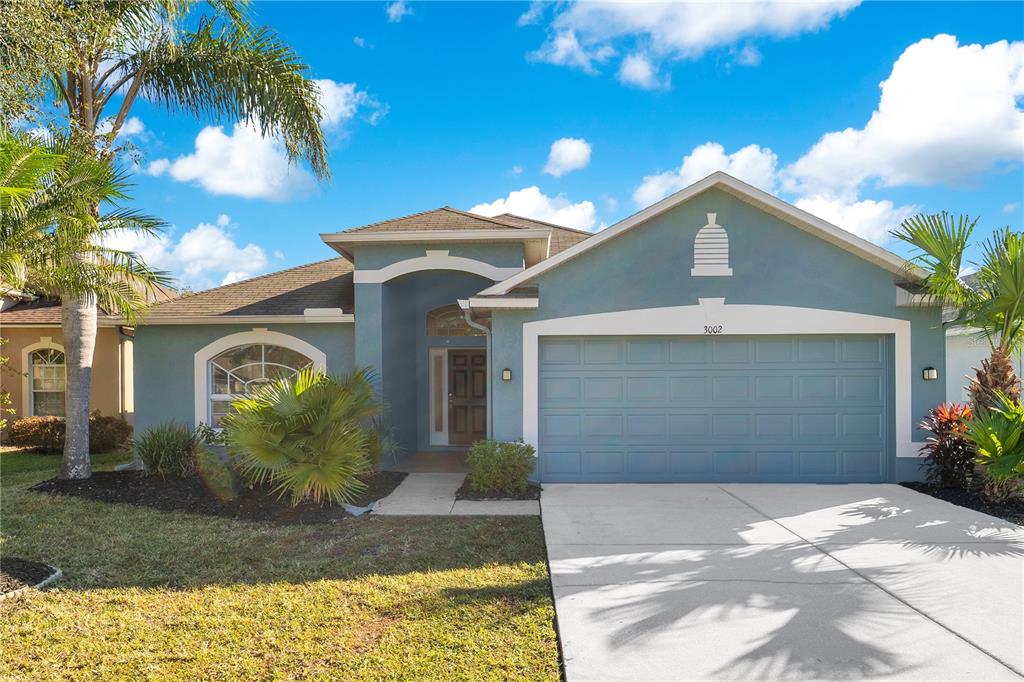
<box><xmin>691</xmin><ymin>212</ymin><xmax>732</xmax><ymax>277</ymax></box>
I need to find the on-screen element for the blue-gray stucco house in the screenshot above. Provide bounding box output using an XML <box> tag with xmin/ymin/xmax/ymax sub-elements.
<box><xmin>133</xmin><ymin>172</ymin><xmax>944</xmax><ymax>483</ymax></box>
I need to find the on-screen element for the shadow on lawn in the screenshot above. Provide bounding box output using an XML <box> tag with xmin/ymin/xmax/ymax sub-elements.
<box><xmin>562</xmin><ymin>489</ymin><xmax>1024</xmax><ymax>679</ymax></box>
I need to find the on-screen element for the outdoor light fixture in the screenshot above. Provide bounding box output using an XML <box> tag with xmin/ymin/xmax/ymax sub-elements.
<box><xmin>501</xmin><ymin>368</ymin><xmax>512</xmax><ymax>382</ymax></box>
<box><xmin>922</xmin><ymin>367</ymin><xmax>938</xmax><ymax>381</ymax></box>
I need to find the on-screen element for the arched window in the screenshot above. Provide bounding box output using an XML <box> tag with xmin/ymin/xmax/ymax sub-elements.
<box><xmin>29</xmin><ymin>348</ymin><xmax>66</xmax><ymax>417</ymax></box>
<box><xmin>425</xmin><ymin>304</ymin><xmax>484</xmax><ymax>337</ymax></box>
<box><xmin>208</xmin><ymin>344</ymin><xmax>313</xmax><ymax>426</ymax></box>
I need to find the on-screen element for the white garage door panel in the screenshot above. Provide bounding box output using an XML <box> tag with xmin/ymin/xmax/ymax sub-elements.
<box><xmin>537</xmin><ymin>335</ymin><xmax>893</xmax><ymax>483</ymax></box>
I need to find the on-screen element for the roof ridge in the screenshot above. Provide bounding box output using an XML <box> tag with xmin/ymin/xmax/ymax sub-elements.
<box><xmin>153</xmin><ymin>257</ymin><xmax>346</xmax><ymax>308</ymax></box>
<box><xmin>498</xmin><ymin>213</ymin><xmax>594</xmax><ymax>236</ymax></box>
<box><xmin>440</xmin><ymin>206</ymin><xmax>533</xmax><ymax>231</ymax></box>
<box><xmin>339</xmin><ymin>207</ymin><xmax>459</xmax><ymax>233</ymax></box>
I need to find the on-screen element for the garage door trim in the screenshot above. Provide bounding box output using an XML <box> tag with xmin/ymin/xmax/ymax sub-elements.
<box><xmin>523</xmin><ymin>299</ymin><xmax>915</xmax><ymax>458</ymax></box>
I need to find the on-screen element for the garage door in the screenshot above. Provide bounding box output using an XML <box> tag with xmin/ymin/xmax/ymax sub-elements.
<box><xmin>537</xmin><ymin>335</ymin><xmax>892</xmax><ymax>483</ymax></box>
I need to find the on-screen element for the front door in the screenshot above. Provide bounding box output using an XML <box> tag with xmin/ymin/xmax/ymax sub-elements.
<box><xmin>448</xmin><ymin>349</ymin><xmax>487</xmax><ymax>445</ymax></box>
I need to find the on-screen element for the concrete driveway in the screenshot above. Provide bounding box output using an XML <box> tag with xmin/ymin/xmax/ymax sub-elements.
<box><xmin>542</xmin><ymin>484</ymin><xmax>1024</xmax><ymax>681</ymax></box>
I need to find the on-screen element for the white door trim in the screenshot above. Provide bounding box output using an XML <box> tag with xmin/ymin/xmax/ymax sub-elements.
<box><xmin>522</xmin><ymin>299</ymin><xmax>918</xmax><ymax>458</ymax></box>
<box><xmin>193</xmin><ymin>329</ymin><xmax>327</xmax><ymax>427</ymax></box>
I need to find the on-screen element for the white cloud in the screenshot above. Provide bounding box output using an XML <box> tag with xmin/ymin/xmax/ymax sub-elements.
<box><xmin>97</xmin><ymin>116</ymin><xmax>146</xmax><ymax>141</ymax></box>
<box><xmin>533</xmin><ymin>1</ymin><xmax>858</xmax><ymax>84</ymax></box>
<box><xmin>102</xmin><ymin>217</ymin><xmax>269</xmax><ymax>290</ymax></box>
<box><xmin>633</xmin><ymin>142</ymin><xmax>778</xmax><ymax>206</ymax></box>
<box><xmin>470</xmin><ymin>186</ymin><xmax>597</xmax><ymax>231</ymax></box>
<box><xmin>314</xmin><ymin>79</ymin><xmax>387</xmax><ymax>128</ymax></box>
<box><xmin>1004</xmin><ymin>202</ymin><xmax>1021</xmax><ymax>214</ymax></box>
<box><xmin>509</xmin><ymin>165</ymin><xmax>524</xmax><ymax>176</ymax></box>
<box><xmin>617</xmin><ymin>53</ymin><xmax>670</xmax><ymax>90</ymax></box>
<box><xmin>517</xmin><ymin>1</ymin><xmax>545</xmax><ymax>27</ymax></box>
<box><xmin>544</xmin><ymin>137</ymin><xmax>592</xmax><ymax>177</ymax></box>
<box><xmin>795</xmin><ymin>195</ymin><xmax>917</xmax><ymax>245</ymax></box>
<box><xmin>353</xmin><ymin>36</ymin><xmax>366</xmax><ymax>48</ymax></box>
<box><xmin>149</xmin><ymin>122</ymin><xmax>314</xmax><ymax>201</ymax></box>
<box><xmin>733</xmin><ymin>43</ymin><xmax>762</xmax><ymax>67</ymax></box>
<box><xmin>785</xmin><ymin>35</ymin><xmax>1024</xmax><ymax>198</ymax></box>
<box><xmin>386</xmin><ymin>0</ymin><xmax>411</xmax><ymax>23</ymax></box>
<box><xmin>145</xmin><ymin>158</ymin><xmax>170</xmax><ymax>176</ymax></box>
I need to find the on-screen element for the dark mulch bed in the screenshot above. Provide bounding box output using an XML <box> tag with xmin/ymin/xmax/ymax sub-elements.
<box><xmin>31</xmin><ymin>470</ymin><xmax>408</xmax><ymax>525</ymax></box>
<box><xmin>901</xmin><ymin>482</ymin><xmax>1024</xmax><ymax>526</ymax></box>
<box><xmin>1</xmin><ymin>557</ymin><xmax>58</xmax><ymax>595</ymax></box>
<box><xmin>455</xmin><ymin>476</ymin><xmax>541</xmax><ymax>501</ymax></box>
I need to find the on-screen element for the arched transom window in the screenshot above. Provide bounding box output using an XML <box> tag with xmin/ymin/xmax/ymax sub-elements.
<box><xmin>426</xmin><ymin>304</ymin><xmax>484</xmax><ymax>337</ymax></box>
<box><xmin>208</xmin><ymin>344</ymin><xmax>313</xmax><ymax>426</ymax></box>
<box><xmin>30</xmin><ymin>348</ymin><xmax>65</xmax><ymax>417</ymax></box>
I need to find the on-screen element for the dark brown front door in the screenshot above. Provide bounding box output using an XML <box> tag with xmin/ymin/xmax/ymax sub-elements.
<box><xmin>448</xmin><ymin>349</ymin><xmax>486</xmax><ymax>445</ymax></box>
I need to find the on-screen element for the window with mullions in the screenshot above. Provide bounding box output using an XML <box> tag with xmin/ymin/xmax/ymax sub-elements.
<box><xmin>207</xmin><ymin>344</ymin><xmax>313</xmax><ymax>426</ymax></box>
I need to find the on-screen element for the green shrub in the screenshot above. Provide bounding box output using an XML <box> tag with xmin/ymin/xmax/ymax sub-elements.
<box><xmin>466</xmin><ymin>440</ymin><xmax>536</xmax><ymax>495</ymax></box>
<box><xmin>964</xmin><ymin>392</ymin><xmax>1024</xmax><ymax>502</ymax></box>
<box><xmin>222</xmin><ymin>368</ymin><xmax>383</xmax><ymax>506</ymax></box>
<box><xmin>132</xmin><ymin>421</ymin><xmax>201</xmax><ymax>478</ymax></box>
<box><xmin>8</xmin><ymin>413</ymin><xmax>132</xmax><ymax>452</ymax></box>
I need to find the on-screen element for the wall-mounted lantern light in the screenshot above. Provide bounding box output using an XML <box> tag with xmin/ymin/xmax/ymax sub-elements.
<box><xmin>501</xmin><ymin>368</ymin><xmax>512</xmax><ymax>382</ymax></box>
<box><xmin>922</xmin><ymin>367</ymin><xmax>938</xmax><ymax>381</ymax></box>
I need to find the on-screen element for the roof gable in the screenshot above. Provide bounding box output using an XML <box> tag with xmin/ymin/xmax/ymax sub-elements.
<box><xmin>478</xmin><ymin>172</ymin><xmax>920</xmax><ymax>296</ymax></box>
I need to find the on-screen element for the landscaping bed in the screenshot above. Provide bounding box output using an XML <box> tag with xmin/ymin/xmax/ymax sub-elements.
<box><xmin>32</xmin><ymin>469</ymin><xmax>407</xmax><ymax>524</ymax></box>
<box><xmin>901</xmin><ymin>482</ymin><xmax>1024</xmax><ymax>526</ymax></box>
<box><xmin>456</xmin><ymin>476</ymin><xmax>542</xmax><ymax>501</ymax></box>
<box><xmin>0</xmin><ymin>557</ymin><xmax>59</xmax><ymax>596</ymax></box>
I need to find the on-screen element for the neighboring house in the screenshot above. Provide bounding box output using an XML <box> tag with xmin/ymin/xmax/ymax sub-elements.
<box><xmin>133</xmin><ymin>172</ymin><xmax>946</xmax><ymax>483</ymax></box>
<box><xmin>945</xmin><ymin>326</ymin><xmax>1023</xmax><ymax>403</ymax></box>
<box><xmin>1</xmin><ymin>300</ymin><xmax>135</xmax><ymax>426</ymax></box>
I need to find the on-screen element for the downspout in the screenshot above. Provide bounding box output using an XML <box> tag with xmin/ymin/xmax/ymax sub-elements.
<box><xmin>461</xmin><ymin>302</ymin><xmax>493</xmax><ymax>439</ymax></box>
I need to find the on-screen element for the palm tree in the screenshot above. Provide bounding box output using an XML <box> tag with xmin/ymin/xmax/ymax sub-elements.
<box><xmin>3</xmin><ymin>1</ymin><xmax>328</xmax><ymax>477</ymax></box>
<box><xmin>891</xmin><ymin>213</ymin><xmax>1024</xmax><ymax>411</ymax></box>
<box><xmin>1</xmin><ymin>127</ymin><xmax>171</xmax><ymax>478</ymax></box>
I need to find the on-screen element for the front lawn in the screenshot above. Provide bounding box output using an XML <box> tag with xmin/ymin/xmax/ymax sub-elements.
<box><xmin>0</xmin><ymin>452</ymin><xmax>559</xmax><ymax>680</ymax></box>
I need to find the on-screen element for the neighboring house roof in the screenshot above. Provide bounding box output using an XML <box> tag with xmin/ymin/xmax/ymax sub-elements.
<box><xmin>490</xmin><ymin>214</ymin><xmax>593</xmax><ymax>255</ymax></box>
<box><xmin>479</xmin><ymin>171</ymin><xmax>924</xmax><ymax>297</ymax></box>
<box><xmin>141</xmin><ymin>258</ymin><xmax>354</xmax><ymax>321</ymax></box>
<box><xmin>0</xmin><ymin>282</ymin><xmax>177</xmax><ymax>326</ymax></box>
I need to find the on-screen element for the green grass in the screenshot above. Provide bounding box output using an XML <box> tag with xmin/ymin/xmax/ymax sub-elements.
<box><xmin>0</xmin><ymin>452</ymin><xmax>558</xmax><ymax>680</ymax></box>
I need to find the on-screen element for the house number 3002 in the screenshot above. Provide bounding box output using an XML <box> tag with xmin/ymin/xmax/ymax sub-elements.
<box><xmin>704</xmin><ymin>325</ymin><xmax>724</xmax><ymax>334</ymax></box>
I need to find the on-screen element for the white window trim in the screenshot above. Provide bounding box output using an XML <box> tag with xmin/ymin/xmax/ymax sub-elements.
<box><xmin>193</xmin><ymin>329</ymin><xmax>327</xmax><ymax>427</ymax></box>
<box><xmin>353</xmin><ymin>254</ymin><xmax>523</xmax><ymax>284</ymax></box>
<box><xmin>21</xmin><ymin>338</ymin><xmax>65</xmax><ymax>417</ymax></box>
<box><xmin>522</xmin><ymin>299</ymin><xmax>920</xmax><ymax>459</ymax></box>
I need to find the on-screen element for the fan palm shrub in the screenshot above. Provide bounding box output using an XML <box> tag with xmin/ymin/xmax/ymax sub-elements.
<box><xmin>963</xmin><ymin>392</ymin><xmax>1024</xmax><ymax>502</ymax></box>
<box><xmin>1</xmin><ymin>1</ymin><xmax>328</xmax><ymax>478</ymax></box>
<box><xmin>222</xmin><ymin>369</ymin><xmax>385</xmax><ymax>506</ymax></box>
<box><xmin>891</xmin><ymin>214</ymin><xmax>1024</xmax><ymax>411</ymax></box>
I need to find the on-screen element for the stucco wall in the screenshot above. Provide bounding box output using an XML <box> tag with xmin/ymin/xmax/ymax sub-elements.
<box><xmin>1</xmin><ymin>326</ymin><xmax>129</xmax><ymax>427</ymax></box>
<box><xmin>945</xmin><ymin>331</ymin><xmax>1023</xmax><ymax>403</ymax></box>
<box><xmin>132</xmin><ymin>322</ymin><xmax>354</xmax><ymax>434</ymax></box>
<box><xmin>488</xmin><ymin>188</ymin><xmax>945</xmax><ymax>481</ymax></box>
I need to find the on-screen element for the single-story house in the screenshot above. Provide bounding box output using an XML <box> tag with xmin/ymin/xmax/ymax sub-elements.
<box><xmin>133</xmin><ymin>172</ymin><xmax>946</xmax><ymax>483</ymax></box>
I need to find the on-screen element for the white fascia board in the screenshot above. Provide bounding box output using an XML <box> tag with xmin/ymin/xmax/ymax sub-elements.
<box><xmin>466</xmin><ymin>297</ymin><xmax>539</xmax><ymax>310</ymax></box>
<box><xmin>139</xmin><ymin>314</ymin><xmax>353</xmax><ymax>325</ymax></box>
<box><xmin>353</xmin><ymin>255</ymin><xmax>523</xmax><ymax>284</ymax></box>
<box><xmin>320</xmin><ymin>229</ymin><xmax>551</xmax><ymax>245</ymax></box>
<box><xmin>479</xmin><ymin>171</ymin><xmax>923</xmax><ymax>296</ymax></box>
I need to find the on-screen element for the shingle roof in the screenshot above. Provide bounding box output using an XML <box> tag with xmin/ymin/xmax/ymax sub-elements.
<box><xmin>1</xmin><ymin>282</ymin><xmax>177</xmax><ymax>325</ymax></box>
<box><xmin>339</xmin><ymin>207</ymin><xmax>527</xmax><ymax>234</ymax></box>
<box><xmin>492</xmin><ymin>214</ymin><xmax>593</xmax><ymax>255</ymax></box>
<box><xmin>143</xmin><ymin>258</ymin><xmax>353</xmax><ymax>319</ymax></box>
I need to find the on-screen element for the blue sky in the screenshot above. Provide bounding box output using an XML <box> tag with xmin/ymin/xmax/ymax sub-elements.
<box><xmin>107</xmin><ymin>1</ymin><xmax>1024</xmax><ymax>290</ymax></box>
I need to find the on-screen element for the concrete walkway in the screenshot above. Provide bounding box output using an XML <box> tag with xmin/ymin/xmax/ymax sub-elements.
<box><xmin>542</xmin><ymin>484</ymin><xmax>1024</xmax><ymax>681</ymax></box>
<box><xmin>373</xmin><ymin>473</ymin><xmax>539</xmax><ymax>516</ymax></box>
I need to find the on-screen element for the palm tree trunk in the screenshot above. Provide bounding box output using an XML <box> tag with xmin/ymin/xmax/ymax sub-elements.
<box><xmin>968</xmin><ymin>346</ymin><xmax>1021</xmax><ymax>413</ymax></box>
<box><xmin>60</xmin><ymin>292</ymin><xmax>96</xmax><ymax>479</ymax></box>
